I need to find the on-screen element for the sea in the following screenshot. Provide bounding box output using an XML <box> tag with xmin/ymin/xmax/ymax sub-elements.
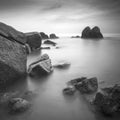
<box><xmin>1</xmin><ymin>36</ymin><xmax>120</xmax><ymax>120</ymax></box>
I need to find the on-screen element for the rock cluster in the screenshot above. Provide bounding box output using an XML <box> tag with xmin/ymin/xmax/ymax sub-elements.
<box><xmin>81</xmin><ymin>26</ymin><xmax>103</xmax><ymax>39</ymax></box>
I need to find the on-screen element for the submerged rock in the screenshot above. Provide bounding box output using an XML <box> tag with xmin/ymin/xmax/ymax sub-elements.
<box><xmin>81</xmin><ymin>26</ymin><xmax>103</xmax><ymax>39</ymax></box>
<box><xmin>28</xmin><ymin>54</ymin><xmax>53</xmax><ymax>76</ymax></box>
<box><xmin>8</xmin><ymin>98</ymin><xmax>31</xmax><ymax>113</ymax></box>
<box><xmin>25</xmin><ymin>32</ymin><xmax>42</xmax><ymax>51</ymax></box>
<box><xmin>63</xmin><ymin>86</ymin><xmax>76</xmax><ymax>95</ymax></box>
<box><xmin>53</xmin><ymin>62</ymin><xmax>70</xmax><ymax>69</ymax></box>
<box><xmin>49</xmin><ymin>33</ymin><xmax>59</xmax><ymax>39</ymax></box>
<box><xmin>93</xmin><ymin>84</ymin><xmax>120</xmax><ymax>115</ymax></box>
<box><xmin>44</xmin><ymin>40</ymin><xmax>57</xmax><ymax>46</ymax></box>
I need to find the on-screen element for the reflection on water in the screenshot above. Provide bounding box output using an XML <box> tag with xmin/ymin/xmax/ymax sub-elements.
<box><xmin>1</xmin><ymin>37</ymin><xmax>120</xmax><ymax>120</ymax></box>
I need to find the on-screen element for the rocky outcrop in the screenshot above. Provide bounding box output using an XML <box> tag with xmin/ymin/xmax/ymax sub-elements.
<box><xmin>28</xmin><ymin>54</ymin><xmax>53</xmax><ymax>76</ymax></box>
<box><xmin>8</xmin><ymin>98</ymin><xmax>31</xmax><ymax>113</ymax></box>
<box><xmin>0</xmin><ymin>22</ymin><xmax>27</xmax><ymax>85</ymax></box>
<box><xmin>44</xmin><ymin>40</ymin><xmax>57</xmax><ymax>46</ymax></box>
<box><xmin>25</xmin><ymin>32</ymin><xmax>42</xmax><ymax>51</ymax></box>
<box><xmin>93</xmin><ymin>84</ymin><xmax>120</xmax><ymax>115</ymax></box>
<box><xmin>40</xmin><ymin>32</ymin><xmax>49</xmax><ymax>39</ymax></box>
<box><xmin>63</xmin><ymin>86</ymin><xmax>76</xmax><ymax>95</ymax></box>
<box><xmin>49</xmin><ymin>33</ymin><xmax>59</xmax><ymax>39</ymax></box>
<box><xmin>81</xmin><ymin>26</ymin><xmax>103</xmax><ymax>39</ymax></box>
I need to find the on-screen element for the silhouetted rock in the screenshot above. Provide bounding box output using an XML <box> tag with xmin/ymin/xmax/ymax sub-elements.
<box><xmin>93</xmin><ymin>84</ymin><xmax>120</xmax><ymax>115</ymax></box>
<box><xmin>63</xmin><ymin>86</ymin><xmax>76</xmax><ymax>95</ymax></box>
<box><xmin>8</xmin><ymin>98</ymin><xmax>31</xmax><ymax>113</ymax></box>
<box><xmin>49</xmin><ymin>33</ymin><xmax>59</xmax><ymax>39</ymax></box>
<box><xmin>25</xmin><ymin>32</ymin><xmax>42</xmax><ymax>51</ymax></box>
<box><xmin>28</xmin><ymin>54</ymin><xmax>53</xmax><ymax>76</ymax></box>
<box><xmin>71</xmin><ymin>35</ymin><xmax>80</xmax><ymax>38</ymax></box>
<box><xmin>81</xmin><ymin>26</ymin><xmax>103</xmax><ymax>39</ymax></box>
<box><xmin>40</xmin><ymin>32</ymin><xmax>49</xmax><ymax>39</ymax></box>
<box><xmin>44</xmin><ymin>40</ymin><xmax>57</xmax><ymax>46</ymax></box>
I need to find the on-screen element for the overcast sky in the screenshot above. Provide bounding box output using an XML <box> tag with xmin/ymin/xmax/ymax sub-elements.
<box><xmin>0</xmin><ymin>0</ymin><xmax>120</xmax><ymax>36</ymax></box>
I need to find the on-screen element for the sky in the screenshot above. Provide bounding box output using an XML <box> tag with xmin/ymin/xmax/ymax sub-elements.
<box><xmin>0</xmin><ymin>0</ymin><xmax>120</xmax><ymax>36</ymax></box>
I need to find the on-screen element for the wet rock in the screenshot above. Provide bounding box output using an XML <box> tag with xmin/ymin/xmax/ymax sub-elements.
<box><xmin>63</xmin><ymin>86</ymin><xmax>76</xmax><ymax>95</ymax></box>
<box><xmin>44</xmin><ymin>40</ymin><xmax>57</xmax><ymax>46</ymax></box>
<box><xmin>53</xmin><ymin>62</ymin><xmax>70</xmax><ymax>69</ymax></box>
<box><xmin>40</xmin><ymin>32</ymin><xmax>49</xmax><ymax>39</ymax></box>
<box><xmin>8</xmin><ymin>98</ymin><xmax>31</xmax><ymax>113</ymax></box>
<box><xmin>49</xmin><ymin>33</ymin><xmax>59</xmax><ymax>39</ymax></box>
<box><xmin>93</xmin><ymin>84</ymin><xmax>120</xmax><ymax>115</ymax></box>
<box><xmin>41</xmin><ymin>47</ymin><xmax>51</xmax><ymax>50</ymax></box>
<box><xmin>77</xmin><ymin>77</ymin><xmax>98</xmax><ymax>93</ymax></box>
<box><xmin>81</xmin><ymin>26</ymin><xmax>103</xmax><ymax>39</ymax></box>
<box><xmin>25</xmin><ymin>32</ymin><xmax>42</xmax><ymax>51</ymax></box>
<box><xmin>28</xmin><ymin>54</ymin><xmax>53</xmax><ymax>76</ymax></box>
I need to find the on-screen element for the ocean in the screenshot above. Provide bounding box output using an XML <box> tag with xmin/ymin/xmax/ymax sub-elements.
<box><xmin>1</xmin><ymin>37</ymin><xmax>120</xmax><ymax>120</ymax></box>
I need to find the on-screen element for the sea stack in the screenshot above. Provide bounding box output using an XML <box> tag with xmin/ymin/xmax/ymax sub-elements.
<box><xmin>0</xmin><ymin>22</ymin><xmax>27</xmax><ymax>85</ymax></box>
<box><xmin>81</xmin><ymin>26</ymin><xmax>103</xmax><ymax>39</ymax></box>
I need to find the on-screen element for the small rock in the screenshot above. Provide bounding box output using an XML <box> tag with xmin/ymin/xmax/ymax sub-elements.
<box><xmin>63</xmin><ymin>86</ymin><xmax>76</xmax><ymax>95</ymax></box>
<box><xmin>44</xmin><ymin>40</ymin><xmax>57</xmax><ymax>46</ymax></box>
<box><xmin>8</xmin><ymin>98</ymin><xmax>31</xmax><ymax>113</ymax></box>
<box><xmin>53</xmin><ymin>62</ymin><xmax>70</xmax><ymax>69</ymax></box>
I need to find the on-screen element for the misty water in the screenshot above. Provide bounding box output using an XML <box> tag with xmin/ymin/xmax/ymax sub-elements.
<box><xmin>1</xmin><ymin>37</ymin><xmax>120</xmax><ymax>120</ymax></box>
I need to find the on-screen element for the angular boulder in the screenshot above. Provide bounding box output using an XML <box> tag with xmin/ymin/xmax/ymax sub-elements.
<box><xmin>81</xmin><ymin>26</ymin><xmax>103</xmax><ymax>39</ymax></box>
<box><xmin>49</xmin><ymin>33</ymin><xmax>59</xmax><ymax>39</ymax></box>
<box><xmin>25</xmin><ymin>32</ymin><xmax>42</xmax><ymax>51</ymax></box>
<box><xmin>93</xmin><ymin>84</ymin><xmax>120</xmax><ymax>115</ymax></box>
<box><xmin>8</xmin><ymin>98</ymin><xmax>31</xmax><ymax>113</ymax></box>
<box><xmin>28</xmin><ymin>54</ymin><xmax>53</xmax><ymax>76</ymax></box>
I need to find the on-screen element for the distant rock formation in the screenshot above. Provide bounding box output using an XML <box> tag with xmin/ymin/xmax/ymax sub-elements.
<box><xmin>49</xmin><ymin>33</ymin><xmax>59</xmax><ymax>39</ymax></box>
<box><xmin>25</xmin><ymin>32</ymin><xmax>42</xmax><ymax>51</ymax></box>
<box><xmin>71</xmin><ymin>35</ymin><xmax>80</xmax><ymax>38</ymax></box>
<box><xmin>40</xmin><ymin>32</ymin><xmax>49</xmax><ymax>39</ymax></box>
<box><xmin>0</xmin><ymin>22</ymin><xmax>27</xmax><ymax>85</ymax></box>
<box><xmin>81</xmin><ymin>26</ymin><xmax>103</xmax><ymax>39</ymax></box>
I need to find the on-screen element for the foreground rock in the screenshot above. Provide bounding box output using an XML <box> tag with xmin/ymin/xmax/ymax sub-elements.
<box><xmin>81</xmin><ymin>26</ymin><xmax>103</xmax><ymax>39</ymax></box>
<box><xmin>63</xmin><ymin>86</ymin><xmax>76</xmax><ymax>95</ymax></box>
<box><xmin>28</xmin><ymin>54</ymin><xmax>53</xmax><ymax>76</ymax></box>
<box><xmin>49</xmin><ymin>33</ymin><xmax>59</xmax><ymax>39</ymax></box>
<box><xmin>25</xmin><ymin>32</ymin><xmax>42</xmax><ymax>51</ymax></box>
<box><xmin>68</xmin><ymin>77</ymin><xmax>98</xmax><ymax>93</ymax></box>
<box><xmin>93</xmin><ymin>84</ymin><xmax>120</xmax><ymax>115</ymax></box>
<box><xmin>40</xmin><ymin>32</ymin><xmax>49</xmax><ymax>39</ymax></box>
<box><xmin>0</xmin><ymin>23</ymin><xmax>27</xmax><ymax>85</ymax></box>
<box><xmin>8</xmin><ymin>98</ymin><xmax>31</xmax><ymax>113</ymax></box>
<box><xmin>44</xmin><ymin>40</ymin><xmax>57</xmax><ymax>46</ymax></box>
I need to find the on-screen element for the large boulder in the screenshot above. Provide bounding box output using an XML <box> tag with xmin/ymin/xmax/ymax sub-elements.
<box><xmin>0</xmin><ymin>22</ymin><xmax>26</xmax><ymax>44</ymax></box>
<box><xmin>81</xmin><ymin>26</ymin><xmax>103</xmax><ymax>39</ymax></box>
<box><xmin>25</xmin><ymin>32</ymin><xmax>42</xmax><ymax>51</ymax></box>
<box><xmin>0</xmin><ymin>35</ymin><xmax>27</xmax><ymax>85</ymax></box>
<box><xmin>49</xmin><ymin>33</ymin><xmax>59</xmax><ymax>39</ymax></box>
<box><xmin>28</xmin><ymin>54</ymin><xmax>53</xmax><ymax>76</ymax></box>
<box><xmin>8</xmin><ymin>98</ymin><xmax>31</xmax><ymax>113</ymax></box>
<box><xmin>93</xmin><ymin>84</ymin><xmax>120</xmax><ymax>115</ymax></box>
<box><xmin>40</xmin><ymin>32</ymin><xmax>49</xmax><ymax>39</ymax></box>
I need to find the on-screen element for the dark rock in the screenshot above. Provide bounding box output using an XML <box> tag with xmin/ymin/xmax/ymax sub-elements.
<box><xmin>93</xmin><ymin>84</ymin><xmax>120</xmax><ymax>115</ymax></box>
<box><xmin>8</xmin><ymin>98</ymin><xmax>31</xmax><ymax>113</ymax></box>
<box><xmin>44</xmin><ymin>40</ymin><xmax>57</xmax><ymax>46</ymax></box>
<box><xmin>81</xmin><ymin>26</ymin><xmax>103</xmax><ymax>39</ymax></box>
<box><xmin>25</xmin><ymin>43</ymin><xmax>31</xmax><ymax>54</ymax></box>
<box><xmin>25</xmin><ymin>32</ymin><xmax>42</xmax><ymax>51</ymax></box>
<box><xmin>41</xmin><ymin>47</ymin><xmax>51</xmax><ymax>50</ymax></box>
<box><xmin>53</xmin><ymin>62</ymin><xmax>70</xmax><ymax>69</ymax></box>
<box><xmin>71</xmin><ymin>36</ymin><xmax>80</xmax><ymax>38</ymax></box>
<box><xmin>77</xmin><ymin>77</ymin><xmax>98</xmax><ymax>93</ymax></box>
<box><xmin>28</xmin><ymin>54</ymin><xmax>53</xmax><ymax>76</ymax></box>
<box><xmin>49</xmin><ymin>33</ymin><xmax>59</xmax><ymax>39</ymax></box>
<box><xmin>63</xmin><ymin>86</ymin><xmax>76</xmax><ymax>95</ymax></box>
<box><xmin>40</xmin><ymin>32</ymin><xmax>49</xmax><ymax>39</ymax></box>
